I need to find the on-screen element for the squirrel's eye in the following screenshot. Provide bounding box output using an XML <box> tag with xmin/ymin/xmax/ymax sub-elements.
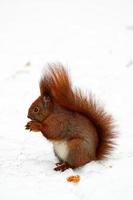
<box><xmin>34</xmin><ymin>107</ymin><xmax>39</xmax><ymax>113</ymax></box>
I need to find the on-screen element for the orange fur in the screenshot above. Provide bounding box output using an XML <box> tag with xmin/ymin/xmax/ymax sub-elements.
<box><xmin>39</xmin><ymin>63</ymin><xmax>116</xmax><ymax>160</ymax></box>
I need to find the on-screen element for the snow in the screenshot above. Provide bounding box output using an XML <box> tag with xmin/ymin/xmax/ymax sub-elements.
<box><xmin>0</xmin><ymin>0</ymin><xmax>133</xmax><ymax>199</ymax></box>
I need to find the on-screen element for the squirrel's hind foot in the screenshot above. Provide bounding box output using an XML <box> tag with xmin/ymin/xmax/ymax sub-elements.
<box><xmin>54</xmin><ymin>162</ymin><xmax>73</xmax><ymax>172</ymax></box>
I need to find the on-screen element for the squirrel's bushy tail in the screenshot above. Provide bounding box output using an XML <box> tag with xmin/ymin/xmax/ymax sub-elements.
<box><xmin>40</xmin><ymin>63</ymin><xmax>116</xmax><ymax>160</ymax></box>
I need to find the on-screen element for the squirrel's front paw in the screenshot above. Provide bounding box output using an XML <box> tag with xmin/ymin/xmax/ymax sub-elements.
<box><xmin>25</xmin><ymin>121</ymin><xmax>31</xmax><ymax>130</ymax></box>
<box><xmin>25</xmin><ymin>121</ymin><xmax>41</xmax><ymax>132</ymax></box>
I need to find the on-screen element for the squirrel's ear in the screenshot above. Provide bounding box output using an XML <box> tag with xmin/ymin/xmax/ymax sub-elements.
<box><xmin>43</xmin><ymin>95</ymin><xmax>50</xmax><ymax>108</ymax></box>
<box><xmin>43</xmin><ymin>95</ymin><xmax>50</xmax><ymax>102</ymax></box>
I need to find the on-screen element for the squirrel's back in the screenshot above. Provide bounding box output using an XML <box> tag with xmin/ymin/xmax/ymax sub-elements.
<box><xmin>40</xmin><ymin>63</ymin><xmax>116</xmax><ymax>160</ymax></box>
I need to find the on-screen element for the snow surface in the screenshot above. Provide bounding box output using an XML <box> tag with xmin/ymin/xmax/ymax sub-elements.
<box><xmin>0</xmin><ymin>0</ymin><xmax>133</xmax><ymax>199</ymax></box>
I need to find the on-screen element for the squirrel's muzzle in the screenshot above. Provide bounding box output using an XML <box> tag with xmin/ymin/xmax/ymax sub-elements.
<box><xmin>27</xmin><ymin>113</ymin><xmax>31</xmax><ymax>119</ymax></box>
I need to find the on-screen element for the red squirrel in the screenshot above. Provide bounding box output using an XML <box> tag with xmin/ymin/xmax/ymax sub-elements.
<box><xmin>25</xmin><ymin>64</ymin><xmax>115</xmax><ymax>172</ymax></box>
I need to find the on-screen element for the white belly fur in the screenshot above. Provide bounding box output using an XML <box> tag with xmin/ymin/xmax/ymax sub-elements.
<box><xmin>53</xmin><ymin>140</ymin><xmax>69</xmax><ymax>161</ymax></box>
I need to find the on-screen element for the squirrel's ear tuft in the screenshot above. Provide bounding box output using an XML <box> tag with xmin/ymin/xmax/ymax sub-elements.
<box><xmin>39</xmin><ymin>77</ymin><xmax>51</xmax><ymax>97</ymax></box>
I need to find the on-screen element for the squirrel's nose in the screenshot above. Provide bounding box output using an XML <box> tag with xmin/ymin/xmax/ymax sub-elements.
<box><xmin>27</xmin><ymin>113</ymin><xmax>30</xmax><ymax>119</ymax></box>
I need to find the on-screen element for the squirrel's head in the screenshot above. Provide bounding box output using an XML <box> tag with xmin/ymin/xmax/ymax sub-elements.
<box><xmin>27</xmin><ymin>95</ymin><xmax>53</xmax><ymax>122</ymax></box>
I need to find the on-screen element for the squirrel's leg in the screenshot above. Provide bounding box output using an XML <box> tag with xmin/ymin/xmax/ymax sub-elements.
<box><xmin>54</xmin><ymin>139</ymin><xmax>92</xmax><ymax>171</ymax></box>
<box><xmin>66</xmin><ymin>138</ymin><xmax>92</xmax><ymax>168</ymax></box>
<box><xmin>53</xmin><ymin>147</ymin><xmax>73</xmax><ymax>171</ymax></box>
<box><xmin>53</xmin><ymin>149</ymin><xmax>64</xmax><ymax>166</ymax></box>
